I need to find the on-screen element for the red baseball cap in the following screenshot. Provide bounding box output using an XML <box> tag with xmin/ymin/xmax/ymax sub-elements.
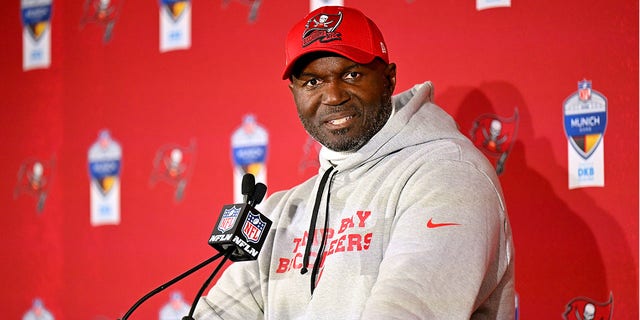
<box><xmin>282</xmin><ymin>6</ymin><xmax>389</xmax><ymax>80</ymax></box>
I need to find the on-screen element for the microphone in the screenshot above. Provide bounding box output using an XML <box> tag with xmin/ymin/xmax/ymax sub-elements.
<box><xmin>208</xmin><ymin>176</ymin><xmax>271</xmax><ymax>262</ymax></box>
<box><xmin>241</xmin><ymin>173</ymin><xmax>256</xmax><ymax>203</ymax></box>
<box><xmin>250</xmin><ymin>182</ymin><xmax>267</xmax><ymax>206</ymax></box>
<box><xmin>182</xmin><ymin>175</ymin><xmax>271</xmax><ymax>319</ymax></box>
<box><xmin>119</xmin><ymin>174</ymin><xmax>271</xmax><ymax>320</ymax></box>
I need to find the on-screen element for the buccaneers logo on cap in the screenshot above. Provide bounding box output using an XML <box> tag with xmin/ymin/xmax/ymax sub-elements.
<box><xmin>302</xmin><ymin>11</ymin><xmax>343</xmax><ymax>47</ymax></box>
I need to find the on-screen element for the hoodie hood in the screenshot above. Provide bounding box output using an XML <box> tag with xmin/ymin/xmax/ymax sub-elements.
<box><xmin>319</xmin><ymin>81</ymin><xmax>466</xmax><ymax>172</ymax></box>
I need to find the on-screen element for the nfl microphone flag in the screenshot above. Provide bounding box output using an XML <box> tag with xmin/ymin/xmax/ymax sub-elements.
<box><xmin>209</xmin><ymin>203</ymin><xmax>271</xmax><ymax>261</ymax></box>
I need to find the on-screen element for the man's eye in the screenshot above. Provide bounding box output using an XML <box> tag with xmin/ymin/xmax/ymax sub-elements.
<box><xmin>344</xmin><ymin>72</ymin><xmax>360</xmax><ymax>80</ymax></box>
<box><xmin>304</xmin><ymin>78</ymin><xmax>320</xmax><ymax>87</ymax></box>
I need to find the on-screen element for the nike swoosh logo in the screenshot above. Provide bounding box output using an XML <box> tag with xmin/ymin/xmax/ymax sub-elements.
<box><xmin>426</xmin><ymin>218</ymin><xmax>460</xmax><ymax>229</ymax></box>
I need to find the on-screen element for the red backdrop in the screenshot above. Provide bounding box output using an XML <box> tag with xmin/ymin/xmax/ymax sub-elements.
<box><xmin>1</xmin><ymin>0</ymin><xmax>637</xmax><ymax>319</ymax></box>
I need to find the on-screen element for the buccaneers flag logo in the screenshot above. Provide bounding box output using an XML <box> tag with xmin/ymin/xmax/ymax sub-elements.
<box><xmin>469</xmin><ymin>108</ymin><xmax>519</xmax><ymax>175</ymax></box>
<box><xmin>563</xmin><ymin>293</ymin><xmax>613</xmax><ymax>320</ymax></box>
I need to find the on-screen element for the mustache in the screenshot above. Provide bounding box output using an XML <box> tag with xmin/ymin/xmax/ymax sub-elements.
<box><xmin>318</xmin><ymin>105</ymin><xmax>361</xmax><ymax>117</ymax></box>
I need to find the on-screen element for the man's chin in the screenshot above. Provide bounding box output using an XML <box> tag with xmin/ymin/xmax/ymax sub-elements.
<box><xmin>322</xmin><ymin>137</ymin><xmax>366</xmax><ymax>152</ymax></box>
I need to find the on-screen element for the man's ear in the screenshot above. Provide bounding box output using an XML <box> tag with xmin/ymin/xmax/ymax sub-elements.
<box><xmin>385</xmin><ymin>63</ymin><xmax>397</xmax><ymax>94</ymax></box>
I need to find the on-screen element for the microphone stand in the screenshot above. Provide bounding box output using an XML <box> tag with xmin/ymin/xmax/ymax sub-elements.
<box><xmin>182</xmin><ymin>248</ymin><xmax>234</xmax><ymax>320</ymax></box>
<box><xmin>119</xmin><ymin>252</ymin><xmax>225</xmax><ymax>320</ymax></box>
<box><xmin>181</xmin><ymin>177</ymin><xmax>265</xmax><ymax>319</ymax></box>
<box><xmin>120</xmin><ymin>174</ymin><xmax>264</xmax><ymax>319</ymax></box>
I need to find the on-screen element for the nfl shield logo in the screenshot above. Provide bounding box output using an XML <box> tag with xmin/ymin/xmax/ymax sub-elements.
<box><xmin>242</xmin><ymin>212</ymin><xmax>266</xmax><ymax>243</ymax></box>
<box><xmin>578</xmin><ymin>80</ymin><xmax>592</xmax><ymax>101</ymax></box>
<box><xmin>217</xmin><ymin>206</ymin><xmax>240</xmax><ymax>233</ymax></box>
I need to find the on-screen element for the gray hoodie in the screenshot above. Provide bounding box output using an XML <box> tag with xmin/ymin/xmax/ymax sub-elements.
<box><xmin>194</xmin><ymin>82</ymin><xmax>515</xmax><ymax>319</ymax></box>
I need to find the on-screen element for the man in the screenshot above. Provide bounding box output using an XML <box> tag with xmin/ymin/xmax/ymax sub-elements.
<box><xmin>195</xmin><ymin>6</ymin><xmax>515</xmax><ymax>319</ymax></box>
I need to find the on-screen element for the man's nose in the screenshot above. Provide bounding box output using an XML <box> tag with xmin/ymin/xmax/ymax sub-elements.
<box><xmin>321</xmin><ymin>82</ymin><xmax>349</xmax><ymax>106</ymax></box>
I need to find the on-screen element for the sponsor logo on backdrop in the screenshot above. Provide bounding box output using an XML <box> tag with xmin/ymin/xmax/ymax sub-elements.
<box><xmin>14</xmin><ymin>157</ymin><xmax>55</xmax><ymax>213</ymax></box>
<box><xmin>158</xmin><ymin>291</ymin><xmax>190</xmax><ymax>319</ymax></box>
<box><xmin>21</xmin><ymin>0</ymin><xmax>52</xmax><ymax>70</ymax></box>
<box><xmin>476</xmin><ymin>0</ymin><xmax>511</xmax><ymax>11</ymax></box>
<box><xmin>564</xmin><ymin>80</ymin><xmax>607</xmax><ymax>159</ymax></box>
<box><xmin>563</xmin><ymin>79</ymin><xmax>607</xmax><ymax>189</ymax></box>
<box><xmin>23</xmin><ymin>297</ymin><xmax>55</xmax><ymax>320</ymax></box>
<box><xmin>469</xmin><ymin>108</ymin><xmax>519</xmax><ymax>175</ymax></box>
<box><xmin>88</xmin><ymin>129</ymin><xmax>122</xmax><ymax>226</ymax></box>
<box><xmin>160</xmin><ymin>0</ymin><xmax>191</xmax><ymax>52</ymax></box>
<box><xmin>163</xmin><ymin>0</ymin><xmax>189</xmax><ymax>21</ymax></box>
<box><xmin>149</xmin><ymin>139</ymin><xmax>196</xmax><ymax>202</ymax></box>
<box><xmin>231</xmin><ymin>114</ymin><xmax>269</xmax><ymax>203</ymax></box>
<box><xmin>563</xmin><ymin>293</ymin><xmax>613</xmax><ymax>320</ymax></box>
<box><xmin>79</xmin><ymin>0</ymin><xmax>123</xmax><ymax>43</ymax></box>
<box><xmin>311</xmin><ymin>0</ymin><xmax>344</xmax><ymax>11</ymax></box>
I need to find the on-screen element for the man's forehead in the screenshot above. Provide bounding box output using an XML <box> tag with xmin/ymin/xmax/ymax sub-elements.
<box><xmin>296</xmin><ymin>58</ymin><xmax>362</xmax><ymax>78</ymax></box>
<box><xmin>291</xmin><ymin>52</ymin><xmax>354</xmax><ymax>76</ymax></box>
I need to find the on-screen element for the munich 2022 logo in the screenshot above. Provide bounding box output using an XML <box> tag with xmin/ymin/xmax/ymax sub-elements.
<box><xmin>563</xmin><ymin>80</ymin><xmax>607</xmax><ymax>160</ymax></box>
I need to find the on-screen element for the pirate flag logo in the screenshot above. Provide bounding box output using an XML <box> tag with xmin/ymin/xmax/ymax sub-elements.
<box><xmin>563</xmin><ymin>293</ymin><xmax>613</xmax><ymax>320</ymax></box>
<box><xmin>149</xmin><ymin>139</ymin><xmax>196</xmax><ymax>202</ymax></box>
<box><xmin>302</xmin><ymin>11</ymin><xmax>343</xmax><ymax>47</ymax></box>
<box><xmin>469</xmin><ymin>108</ymin><xmax>519</xmax><ymax>175</ymax></box>
<box><xmin>563</xmin><ymin>80</ymin><xmax>608</xmax><ymax>160</ymax></box>
<box><xmin>79</xmin><ymin>0</ymin><xmax>124</xmax><ymax>43</ymax></box>
<box><xmin>14</xmin><ymin>157</ymin><xmax>55</xmax><ymax>213</ymax></box>
<box><xmin>222</xmin><ymin>0</ymin><xmax>262</xmax><ymax>23</ymax></box>
<box><xmin>298</xmin><ymin>135</ymin><xmax>322</xmax><ymax>176</ymax></box>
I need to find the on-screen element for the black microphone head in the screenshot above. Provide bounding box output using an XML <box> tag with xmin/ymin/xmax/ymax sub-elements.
<box><xmin>241</xmin><ymin>173</ymin><xmax>256</xmax><ymax>197</ymax></box>
<box><xmin>252</xmin><ymin>182</ymin><xmax>267</xmax><ymax>205</ymax></box>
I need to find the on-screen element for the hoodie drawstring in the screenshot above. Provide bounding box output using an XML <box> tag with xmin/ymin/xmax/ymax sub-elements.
<box><xmin>300</xmin><ymin>166</ymin><xmax>335</xmax><ymax>294</ymax></box>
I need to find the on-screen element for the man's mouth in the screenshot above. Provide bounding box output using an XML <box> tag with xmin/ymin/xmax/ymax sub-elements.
<box><xmin>328</xmin><ymin>116</ymin><xmax>353</xmax><ymax>126</ymax></box>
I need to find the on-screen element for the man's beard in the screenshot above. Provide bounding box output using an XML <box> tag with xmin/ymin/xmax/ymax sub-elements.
<box><xmin>300</xmin><ymin>97</ymin><xmax>393</xmax><ymax>152</ymax></box>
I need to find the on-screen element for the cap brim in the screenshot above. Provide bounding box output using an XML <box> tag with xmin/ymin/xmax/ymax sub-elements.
<box><xmin>282</xmin><ymin>46</ymin><xmax>377</xmax><ymax>80</ymax></box>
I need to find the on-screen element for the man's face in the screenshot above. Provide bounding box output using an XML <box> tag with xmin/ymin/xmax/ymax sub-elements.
<box><xmin>289</xmin><ymin>55</ymin><xmax>396</xmax><ymax>152</ymax></box>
